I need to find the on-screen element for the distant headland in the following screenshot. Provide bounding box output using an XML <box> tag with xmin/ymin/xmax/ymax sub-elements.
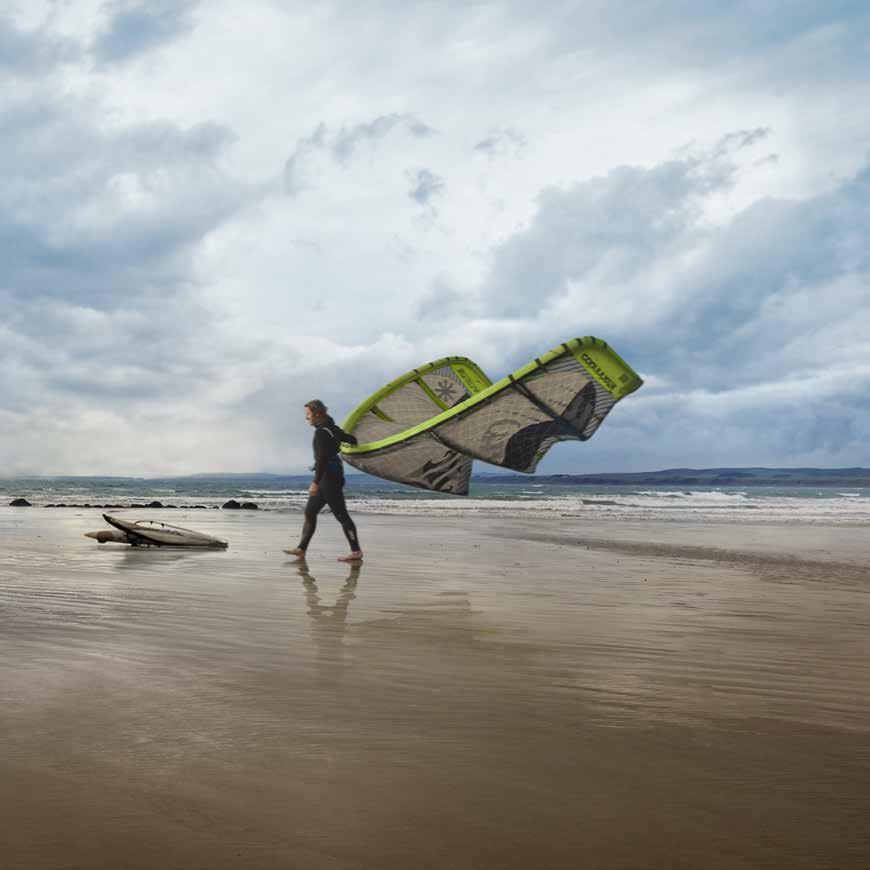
<box><xmin>3</xmin><ymin>468</ymin><xmax>869</xmax><ymax>487</ymax></box>
<box><xmin>472</xmin><ymin>468</ymin><xmax>870</xmax><ymax>486</ymax></box>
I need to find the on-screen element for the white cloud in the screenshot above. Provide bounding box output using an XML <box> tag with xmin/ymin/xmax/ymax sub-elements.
<box><xmin>1</xmin><ymin>2</ymin><xmax>869</xmax><ymax>474</ymax></box>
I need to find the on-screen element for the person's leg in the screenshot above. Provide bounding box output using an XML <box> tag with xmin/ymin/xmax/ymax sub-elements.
<box><xmin>322</xmin><ymin>476</ymin><xmax>362</xmax><ymax>560</ymax></box>
<box><xmin>284</xmin><ymin>490</ymin><xmax>326</xmax><ymax>557</ymax></box>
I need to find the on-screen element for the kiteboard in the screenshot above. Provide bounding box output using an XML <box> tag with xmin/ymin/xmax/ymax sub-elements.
<box><xmin>84</xmin><ymin>514</ymin><xmax>228</xmax><ymax>548</ymax></box>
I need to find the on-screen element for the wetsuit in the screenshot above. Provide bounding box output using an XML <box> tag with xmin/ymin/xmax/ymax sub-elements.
<box><xmin>297</xmin><ymin>416</ymin><xmax>361</xmax><ymax>553</ymax></box>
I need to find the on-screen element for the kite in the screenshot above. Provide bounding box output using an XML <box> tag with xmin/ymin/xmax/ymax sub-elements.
<box><xmin>340</xmin><ymin>337</ymin><xmax>642</xmax><ymax>495</ymax></box>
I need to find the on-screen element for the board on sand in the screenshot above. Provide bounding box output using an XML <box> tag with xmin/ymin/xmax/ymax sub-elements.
<box><xmin>84</xmin><ymin>514</ymin><xmax>228</xmax><ymax>548</ymax></box>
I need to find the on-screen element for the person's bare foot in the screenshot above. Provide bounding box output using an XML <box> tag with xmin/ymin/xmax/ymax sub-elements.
<box><xmin>337</xmin><ymin>551</ymin><xmax>363</xmax><ymax>562</ymax></box>
<box><xmin>283</xmin><ymin>547</ymin><xmax>306</xmax><ymax>560</ymax></box>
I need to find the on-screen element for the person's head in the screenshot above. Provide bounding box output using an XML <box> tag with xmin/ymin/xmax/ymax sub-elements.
<box><xmin>304</xmin><ymin>399</ymin><xmax>328</xmax><ymax>426</ymax></box>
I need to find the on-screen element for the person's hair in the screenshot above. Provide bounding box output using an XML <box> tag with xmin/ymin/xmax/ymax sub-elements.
<box><xmin>305</xmin><ymin>399</ymin><xmax>328</xmax><ymax>416</ymax></box>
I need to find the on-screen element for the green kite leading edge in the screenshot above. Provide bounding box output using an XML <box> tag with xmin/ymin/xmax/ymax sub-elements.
<box><xmin>340</xmin><ymin>337</ymin><xmax>643</xmax><ymax>495</ymax></box>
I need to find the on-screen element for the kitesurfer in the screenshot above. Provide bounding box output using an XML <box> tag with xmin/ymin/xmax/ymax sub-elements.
<box><xmin>284</xmin><ymin>400</ymin><xmax>363</xmax><ymax>562</ymax></box>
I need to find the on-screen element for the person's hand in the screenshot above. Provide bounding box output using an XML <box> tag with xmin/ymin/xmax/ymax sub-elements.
<box><xmin>308</xmin><ymin>482</ymin><xmax>319</xmax><ymax>496</ymax></box>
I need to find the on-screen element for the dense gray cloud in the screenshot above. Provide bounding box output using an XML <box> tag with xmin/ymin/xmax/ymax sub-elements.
<box><xmin>1</xmin><ymin>106</ymin><xmax>243</xmax><ymax>305</ymax></box>
<box><xmin>0</xmin><ymin>30</ymin><xmax>258</xmax><ymax>473</ymax></box>
<box><xmin>475</xmin><ymin>137</ymin><xmax>870</xmax><ymax>468</ymax></box>
<box><xmin>92</xmin><ymin>0</ymin><xmax>199</xmax><ymax>64</ymax></box>
<box><xmin>0</xmin><ymin>95</ymin><xmax>249</xmax><ymax>411</ymax></box>
<box><xmin>483</xmin><ymin>131</ymin><xmax>759</xmax><ymax>313</ymax></box>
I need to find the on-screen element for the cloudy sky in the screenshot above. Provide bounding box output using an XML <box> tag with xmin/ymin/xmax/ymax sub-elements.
<box><xmin>2</xmin><ymin>1</ymin><xmax>869</xmax><ymax>476</ymax></box>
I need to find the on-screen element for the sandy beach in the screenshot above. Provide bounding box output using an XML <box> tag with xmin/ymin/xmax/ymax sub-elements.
<box><xmin>1</xmin><ymin>507</ymin><xmax>868</xmax><ymax>869</ymax></box>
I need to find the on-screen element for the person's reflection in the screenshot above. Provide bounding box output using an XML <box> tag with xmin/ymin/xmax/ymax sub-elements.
<box><xmin>295</xmin><ymin>560</ymin><xmax>361</xmax><ymax>680</ymax></box>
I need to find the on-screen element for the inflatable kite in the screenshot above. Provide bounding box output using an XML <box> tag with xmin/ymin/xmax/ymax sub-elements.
<box><xmin>340</xmin><ymin>337</ymin><xmax>642</xmax><ymax>495</ymax></box>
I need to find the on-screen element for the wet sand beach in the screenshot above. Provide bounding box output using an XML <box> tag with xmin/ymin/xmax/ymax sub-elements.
<box><xmin>1</xmin><ymin>507</ymin><xmax>869</xmax><ymax>869</ymax></box>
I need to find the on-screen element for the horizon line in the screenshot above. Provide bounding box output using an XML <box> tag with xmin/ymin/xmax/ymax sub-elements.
<box><xmin>2</xmin><ymin>466</ymin><xmax>870</xmax><ymax>481</ymax></box>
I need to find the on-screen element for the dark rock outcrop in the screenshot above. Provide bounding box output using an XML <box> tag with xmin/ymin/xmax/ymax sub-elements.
<box><xmin>241</xmin><ymin>502</ymin><xmax>259</xmax><ymax>510</ymax></box>
<box><xmin>9</xmin><ymin>498</ymin><xmax>31</xmax><ymax>507</ymax></box>
<box><xmin>222</xmin><ymin>499</ymin><xmax>242</xmax><ymax>509</ymax></box>
<box><xmin>146</xmin><ymin>501</ymin><xmax>163</xmax><ymax>508</ymax></box>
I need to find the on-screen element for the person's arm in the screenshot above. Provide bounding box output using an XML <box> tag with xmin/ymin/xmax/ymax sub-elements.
<box><xmin>312</xmin><ymin>429</ymin><xmax>330</xmax><ymax>485</ymax></box>
<box><xmin>340</xmin><ymin>430</ymin><xmax>358</xmax><ymax>447</ymax></box>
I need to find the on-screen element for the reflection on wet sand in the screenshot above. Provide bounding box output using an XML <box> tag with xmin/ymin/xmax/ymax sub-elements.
<box><xmin>295</xmin><ymin>560</ymin><xmax>361</xmax><ymax>680</ymax></box>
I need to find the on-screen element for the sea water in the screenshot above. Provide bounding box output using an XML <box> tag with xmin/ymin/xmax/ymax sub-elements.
<box><xmin>1</xmin><ymin>476</ymin><xmax>868</xmax><ymax>524</ymax></box>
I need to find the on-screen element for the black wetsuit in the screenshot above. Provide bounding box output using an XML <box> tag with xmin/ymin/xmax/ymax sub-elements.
<box><xmin>297</xmin><ymin>416</ymin><xmax>360</xmax><ymax>553</ymax></box>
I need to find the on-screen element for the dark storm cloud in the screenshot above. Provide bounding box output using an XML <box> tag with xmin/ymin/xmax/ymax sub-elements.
<box><xmin>93</xmin><ymin>0</ymin><xmax>199</xmax><ymax>64</ymax></box>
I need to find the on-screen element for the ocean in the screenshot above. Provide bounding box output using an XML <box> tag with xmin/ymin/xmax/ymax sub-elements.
<box><xmin>2</xmin><ymin>476</ymin><xmax>869</xmax><ymax>525</ymax></box>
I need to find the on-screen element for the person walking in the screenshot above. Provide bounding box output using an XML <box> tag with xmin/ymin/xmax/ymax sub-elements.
<box><xmin>284</xmin><ymin>400</ymin><xmax>363</xmax><ymax>562</ymax></box>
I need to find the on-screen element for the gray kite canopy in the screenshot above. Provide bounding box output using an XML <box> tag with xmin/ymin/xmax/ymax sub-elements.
<box><xmin>340</xmin><ymin>337</ymin><xmax>643</xmax><ymax>495</ymax></box>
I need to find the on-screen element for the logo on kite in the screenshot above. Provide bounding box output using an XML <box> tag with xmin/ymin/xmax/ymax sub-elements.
<box><xmin>579</xmin><ymin>353</ymin><xmax>618</xmax><ymax>392</ymax></box>
<box><xmin>434</xmin><ymin>379</ymin><xmax>458</xmax><ymax>403</ymax></box>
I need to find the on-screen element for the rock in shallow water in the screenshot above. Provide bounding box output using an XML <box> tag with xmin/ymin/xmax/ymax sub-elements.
<box><xmin>9</xmin><ymin>498</ymin><xmax>31</xmax><ymax>507</ymax></box>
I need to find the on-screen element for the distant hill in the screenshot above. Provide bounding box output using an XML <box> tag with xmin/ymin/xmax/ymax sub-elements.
<box><xmin>181</xmin><ymin>473</ymin><xmax>292</xmax><ymax>479</ymax></box>
<box><xmin>4</xmin><ymin>468</ymin><xmax>867</xmax><ymax>487</ymax></box>
<box><xmin>473</xmin><ymin>468</ymin><xmax>870</xmax><ymax>486</ymax></box>
<box><xmin>173</xmin><ymin>468</ymin><xmax>870</xmax><ymax>487</ymax></box>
